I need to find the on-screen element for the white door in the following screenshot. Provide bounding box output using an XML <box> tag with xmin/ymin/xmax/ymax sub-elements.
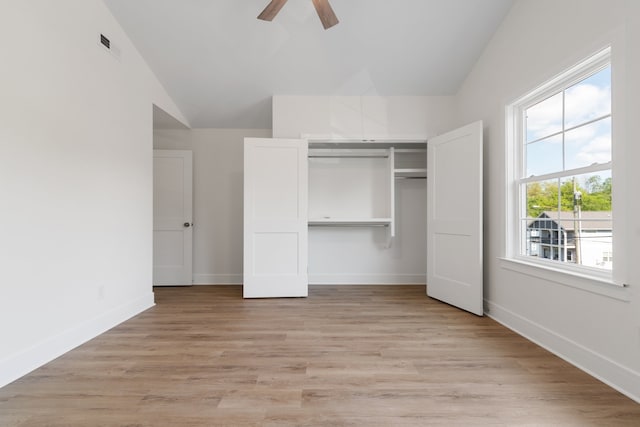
<box><xmin>153</xmin><ymin>150</ymin><xmax>193</xmax><ymax>286</ymax></box>
<box><xmin>427</xmin><ymin>121</ymin><xmax>483</xmax><ymax>315</ymax></box>
<box><xmin>243</xmin><ymin>138</ymin><xmax>308</xmax><ymax>298</ymax></box>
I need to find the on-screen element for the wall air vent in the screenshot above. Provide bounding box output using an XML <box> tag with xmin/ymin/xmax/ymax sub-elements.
<box><xmin>98</xmin><ymin>33</ymin><xmax>121</xmax><ymax>61</ymax></box>
<box><xmin>100</xmin><ymin>34</ymin><xmax>110</xmax><ymax>49</ymax></box>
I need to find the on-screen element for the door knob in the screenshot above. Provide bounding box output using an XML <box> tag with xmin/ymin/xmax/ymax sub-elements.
<box><xmin>184</xmin><ymin>222</ymin><xmax>192</xmax><ymax>228</ymax></box>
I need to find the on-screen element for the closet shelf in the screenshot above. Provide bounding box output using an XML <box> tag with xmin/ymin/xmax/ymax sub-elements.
<box><xmin>308</xmin><ymin>218</ymin><xmax>392</xmax><ymax>227</ymax></box>
<box><xmin>394</xmin><ymin>168</ymin><xmax>427</xmax><ymax>178</ymax></box>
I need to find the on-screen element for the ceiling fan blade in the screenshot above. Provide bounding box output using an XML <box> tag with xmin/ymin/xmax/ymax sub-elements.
<box><xmin>311</xmin><ymin>0</ymin><xmax>339</xmax><ymax>29</ymax></box>
<box><xmin>257</xmin><ymin>0</ymin><xmax>288</xmax><ymax>22</ymax></box>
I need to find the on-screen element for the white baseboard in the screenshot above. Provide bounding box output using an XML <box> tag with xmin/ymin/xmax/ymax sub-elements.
<box><xmin>192</xmin><ymin>274</ymin><xmax>426</xmax><ymax>285</ymax></box>
<box><xmin>193</xmin><ymin>274</ymin><xmax>425</xmax><ymax>285</ymax></box>
<box><xmin>309</xmin><ymin>274</ymin><xmax>426</xmax><ymax>285</ymax></box>
<box><xmin>485</xmin><ymin>299</ymin><xmax>640</xmax><ymax>404</ymax></box>
<box><xmin>0</xmin><ymin>292</ymin><xmax>155</xmax><ymax>389</ymax></box>
<box><xmin>192</xmin><ymin>274</ymin><xmax>242</xmax><ymax>285</ymax></box>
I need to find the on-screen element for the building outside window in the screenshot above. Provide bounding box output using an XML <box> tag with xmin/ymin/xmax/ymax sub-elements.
<box><xmin>527</xmin><ymin>210</ymin><xmax>612</xmax><ymax>269</ymax></box>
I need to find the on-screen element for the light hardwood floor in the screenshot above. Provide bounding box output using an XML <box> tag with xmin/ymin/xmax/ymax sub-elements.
<box><xmin>1</xmin><ymin>285</ymin><xmax>638</xmax><ymax>426</ymax></box>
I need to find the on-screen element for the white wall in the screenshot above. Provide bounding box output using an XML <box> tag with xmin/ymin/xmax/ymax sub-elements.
<box><xmin>455</xmin><ymin>0</ymin><xmax>640</xmax><ymax>401</ymax></box>
<box><xmin>154</xmin><ymin>128</ymin><xmax>272</xmax><ymax>284</ymax></box>
<box><xmin>273</xmin><ymin>95</ymin><xmax>455</xmax><ymax>139</ymax></box>
<box><xmin>0</xmin><ymin>0</ymin><xmax>187</xmax><ymax>388</ymax></box>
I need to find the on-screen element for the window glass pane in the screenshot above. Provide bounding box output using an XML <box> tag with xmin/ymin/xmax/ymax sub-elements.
<box><xmin>525</xmin><ymin>179</ymin><xmax>564</xmax><ymax>261</ymax></box>
<box><xmin>564</xmin><ymin>117</ymin><xmax>611</xmax><ymax>170</ymax></box>
<box><xmin>558</xmin><ymin>172</ymin><xmax>612</xmax><ymax>269</ymax></box>
<box><xmin>526</xmin><ymin>135</ymin><xmax>562</xmax><ymax>177</ymax></box>
<box><xmin>558</xmin><ymin>219</ymin><xmax>579</xmax><ymax>264</ymax></box>
<box><xmin>559</xmin><ymin>171</ymin><xmax>612</xmax><ymax>212</ymax></box>
<box><xmin>526</xmin><ymin>92</ymin><xmax>563</xmax><ymax>142</ymax></box>
<box><xmin>526</xmin><ymin>179</ymin><xmax>560</xmax><ymax>219</ymax></box>
<box><xmin>523</xmin><ymin>218</ymin><xmax>543</xmax><ymax>258</ymax></box>
<box><xmin>565</xmin><ymin>66</ymin><xmax>611</xmax><ymax>129</ymax></box>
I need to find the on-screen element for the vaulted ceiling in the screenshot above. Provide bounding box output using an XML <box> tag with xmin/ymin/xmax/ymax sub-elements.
<box><xmin>104</xmin><ymin>0</ymin><xmax>514</xmax><ymax>129</ymax></box>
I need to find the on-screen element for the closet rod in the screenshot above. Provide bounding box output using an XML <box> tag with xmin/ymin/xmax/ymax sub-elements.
<box><xmin>395</xmin><ymin>176</ymin><xmax>426</xmax><ymax>180</ymax></box>
<box><xmin>394</xmin><ymin>148</ymin><xmax>427</xmax><ymax>153</ymax></box>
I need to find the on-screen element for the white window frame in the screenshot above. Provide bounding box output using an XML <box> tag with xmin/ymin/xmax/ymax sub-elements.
<box><xmin>504</xmin><ymin>45</ymin><xmax>628</xmax><ymax>299</ymax></box>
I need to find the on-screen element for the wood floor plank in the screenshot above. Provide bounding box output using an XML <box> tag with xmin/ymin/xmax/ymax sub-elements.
<box><xmin>0</xmin><ymin>285</ymin><xmax>638</xmax><ymax>426</ymax></box>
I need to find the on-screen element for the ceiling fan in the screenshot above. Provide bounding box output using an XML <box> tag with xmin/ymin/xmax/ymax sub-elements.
<box><xmin>258</xmin><ymin>0</ymin><xmax>339</xmax><ymax>30</ymax></box>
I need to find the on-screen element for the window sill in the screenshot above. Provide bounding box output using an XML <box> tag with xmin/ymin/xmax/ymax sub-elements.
<box><xmin>498</xmin><ymin>257</ymin><xmax>630</xmax><ymax>302</ymax></box>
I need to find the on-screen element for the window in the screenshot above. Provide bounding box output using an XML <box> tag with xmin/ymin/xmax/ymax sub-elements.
<box><xmin>509</xmin><ymin>48</ymin><xmax>613</xmax><ymax>275</ymax></box>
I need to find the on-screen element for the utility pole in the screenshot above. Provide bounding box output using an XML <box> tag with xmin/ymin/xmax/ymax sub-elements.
<box><xmin>573</xmin><ymin>178</ymin><xmax>582</xmax><ymax>265</ymax></box>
